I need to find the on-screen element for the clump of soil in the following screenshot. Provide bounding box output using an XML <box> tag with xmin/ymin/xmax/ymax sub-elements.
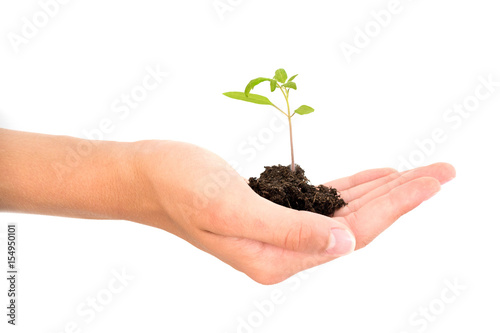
<box><xmin>248</xmin><ymin>165</ymin><xmax>347</xmax><ymax>216</ymax></box>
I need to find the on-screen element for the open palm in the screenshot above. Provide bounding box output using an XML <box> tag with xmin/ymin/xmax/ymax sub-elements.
<box><xmin>140</xmin><ymin>141</ymin><xmax>455</xmax><ymax>284</ymax></box>
<box><xmin>194</xmin><ymin>163</ymin><xmax>455</xmax><ymax>284</ymax></box>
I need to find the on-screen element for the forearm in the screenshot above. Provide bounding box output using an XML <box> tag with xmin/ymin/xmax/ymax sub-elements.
<box><xmin>0</xmin><ymin>129</ymin><xmax>147</xmax><ymax>220</ymax></box>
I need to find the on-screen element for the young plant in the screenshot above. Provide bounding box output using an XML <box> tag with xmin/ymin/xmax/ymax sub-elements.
<box><xmin>223</xmin><ymin>68</ymin><xmax>314</xmax><ymax>172</ymax></box>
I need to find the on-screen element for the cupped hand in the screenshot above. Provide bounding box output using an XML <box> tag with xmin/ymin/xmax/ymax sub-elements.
<box><xmin>134</xmin><ymin>140</ymin><xmax>455</xmax><ymax>285</ymax></box>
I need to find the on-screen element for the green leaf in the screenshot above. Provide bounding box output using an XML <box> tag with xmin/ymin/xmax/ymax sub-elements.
<box><xmin>223</xmin><ymin>92</ymin><xmax>273</xmax><ymax>105</ymax></box>
<box><xmin>245</xmin><ymin>77</ymin><xmax>271</xmax><ymax>97</ymax></box>
<box><xmin>283</xmin><ymin>82</ymin><xmax>297</xmax><ymax>90</ymax></box>
<box><xmin>270</xmin><ymin>79</ymin><xmax>277</xmax><ymax>92</ymax></box>
<box><xmin>273</xmin><ymin>68</ymin><xmax>288</xmax><ymax>83</ymax></box>
<box><xmin>287</xmin><ymin>74</ymin><xmax>298</xmax><ymax>83</ymax></box>
<box><xmin>294</xmin><ymin>105</ymin><xmax>314</xmax><ymax>115</ymax></box>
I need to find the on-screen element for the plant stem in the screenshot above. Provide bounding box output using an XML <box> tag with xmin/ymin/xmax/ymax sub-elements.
<box><xmin>278</xmin><ymin>84</ymin><xmax>295</xmax><ymax>172</ymax></box>
<box><xmin>288</xmin><ymin>114</ymin><xmax>295</xmax><ymax>172</ymax></box>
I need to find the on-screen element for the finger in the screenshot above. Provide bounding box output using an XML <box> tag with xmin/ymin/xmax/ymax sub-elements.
<box><xmin>402</xmin><ymin>162</ymin><xmax>456</xmax><ymax>184</ymax></box>
<box><xmin>198</xmin><ymin>222</ymin><xmax>351</xmax><ymax>285</ymax></box>
<box><xmin>339</xmin><ymin>172</ymin><xmax>402</xmax><ymax>203</ymax></box>
<box><xmin>246</xmin><ymin>196</ymin><xmax>356</xmax><ymax>255</ymax></box>
<box><xmin>338</xmin><ymin>163</ymin><xmax>455</xmax><ymax>214</ymax></box>
<box><xmin>207</xmin><ymin>192</ymin><xmax>356</xmax><ymax>256</ymax></box>
<box><xmin>339</xmin><ymin>162</ymin><xmax>455</xmax><ymax>203</ymax></box>
<box><xmin>323</xmin><ymin>168</ymin><xmax>397</xmax><ymax>191</ymax></box>
<box><xmin>345</xmin><ymin>177</ymin><xmax>441</xmax><ymax>250</ymax></box>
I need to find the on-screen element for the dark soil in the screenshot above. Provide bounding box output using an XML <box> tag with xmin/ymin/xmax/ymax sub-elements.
<box><xmin>248</xmin><ymin>165</ymin><xmax>347</xmax><ymax>217</ymax></box>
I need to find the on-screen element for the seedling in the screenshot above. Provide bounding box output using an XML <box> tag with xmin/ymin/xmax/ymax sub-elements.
<box><xmin>223</xmin><ymin>68</ymin><xmax>314</xmax><ymax>172</ymax></box>
<box><xmin>223</xmin><ymin>68</ymin><xmax>346</xmax><ymax>216</ymax></box>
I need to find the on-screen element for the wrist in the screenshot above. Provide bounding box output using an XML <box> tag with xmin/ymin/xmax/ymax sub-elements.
<box><xmin>123</xmin><ymin>140</ymin><xmax>206</xmax><ymax>235</ymax></box>
<box><xmin>107</xmin><ymin>140</ymin><xmax>161</xmax><ymax>223</ymax></box>
<box><xmin>116</xmin><ymin>140</ymin><xmax>180</xmax><ymax>231</ymax></box>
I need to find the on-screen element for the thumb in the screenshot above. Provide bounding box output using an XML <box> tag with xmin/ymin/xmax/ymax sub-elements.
<box><xmin>240</xmin><ymin>196</ymin><xmax>356</xmax><ymax>256</ymax></box>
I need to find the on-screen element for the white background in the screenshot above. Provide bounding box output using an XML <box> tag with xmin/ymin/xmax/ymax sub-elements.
<box><xmin>1</xmin><ymin>0</ymin><xmax>499</xmax><ymax>332</ymax></box>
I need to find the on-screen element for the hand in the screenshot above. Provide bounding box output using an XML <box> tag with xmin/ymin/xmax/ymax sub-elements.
<box><xmin>0</xmin><ymin>130</ymin><xmax>456</xmax><ymax>284</ymax></box>
<box><xmin>327</xmin><ymin>162</ymin><xmax>455</xmax><ymax>250</ymax></box>
<box><xmin>134</xmin><ymin>140</ymin><xmax>456</xmax><ymax>285</ymax></box>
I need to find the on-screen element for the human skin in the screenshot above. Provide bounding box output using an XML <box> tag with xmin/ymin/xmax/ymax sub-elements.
<box><xmin>0</xmin><ymin>129</ymin><xmax>456</xmax><ymax>284</ymax></box>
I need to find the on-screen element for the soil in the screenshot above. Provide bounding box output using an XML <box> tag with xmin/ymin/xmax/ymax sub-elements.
<box><xmin>248</xmin><ymin>165</ymin><xmax>347</xmax><ymax>217</ymax></box>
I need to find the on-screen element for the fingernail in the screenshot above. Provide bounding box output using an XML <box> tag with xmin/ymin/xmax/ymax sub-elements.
<box><xmin>326</xmin><ymin>228</ymin><xmax>356</xmax><ymax>256</ymax></box>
